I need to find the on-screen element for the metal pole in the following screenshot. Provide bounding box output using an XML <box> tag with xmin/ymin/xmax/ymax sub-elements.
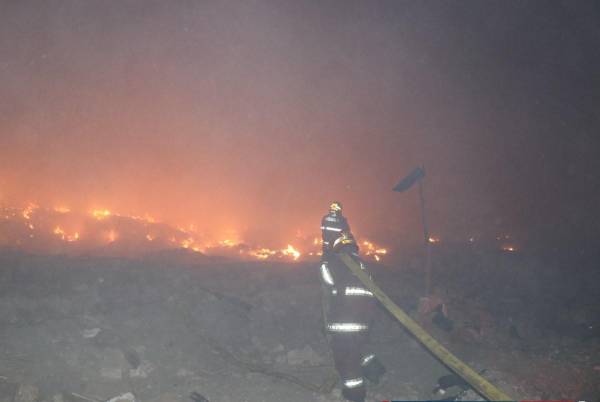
<box><xmin>418</xmin><ymin>172</ymin><xmax>432</xmax><ymax>296</ymax></box>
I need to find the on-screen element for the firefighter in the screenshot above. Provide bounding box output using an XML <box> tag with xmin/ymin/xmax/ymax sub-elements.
<box><xmin>320</xmin><ymin>201</ymin><xmax>386</xmax><ymax>402</ymax></box>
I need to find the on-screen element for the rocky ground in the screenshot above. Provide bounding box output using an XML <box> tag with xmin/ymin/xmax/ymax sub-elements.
<box><xmin>0</xmin><ymin>247</ymin><xmax>598</xmax><ymax>402</ymax></box>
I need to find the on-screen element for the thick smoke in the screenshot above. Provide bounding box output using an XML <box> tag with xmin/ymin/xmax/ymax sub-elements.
<box><xmin>1</xmin><ymin>1</ymin><xmax>599</xmax><ymax>251</ymax></box>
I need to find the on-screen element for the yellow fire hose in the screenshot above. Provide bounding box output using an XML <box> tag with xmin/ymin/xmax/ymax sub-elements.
<box><xmin>339</xmin><ymin>253</ymin><xmax>512</xmax><ymax>401</ymax></box>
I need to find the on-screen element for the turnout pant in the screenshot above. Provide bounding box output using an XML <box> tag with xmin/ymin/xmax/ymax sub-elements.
<box><xmin>321</xmin><ymin>253</ymin><xmax>377</xmax><ymax>402</ymax></box>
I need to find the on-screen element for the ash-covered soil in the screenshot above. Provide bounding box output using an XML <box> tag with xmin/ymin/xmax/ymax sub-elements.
<box><xmin>0</xmin><ymin>248</ymin><xmax>597</xmax><ymax>402</ymax></box>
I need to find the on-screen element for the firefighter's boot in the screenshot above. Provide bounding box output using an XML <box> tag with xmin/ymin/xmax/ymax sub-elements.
<box><xmin>361</xmin><ymin>355</ymin><xmax>386</xmax><ymax>385</ymax></box>
<box><xmin>342</xmin><ymin>385</ymin><xmax>366</xmax><ymax>402</ymax></box>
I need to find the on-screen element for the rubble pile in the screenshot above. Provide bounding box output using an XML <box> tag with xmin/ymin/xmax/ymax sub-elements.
<box><xmin>0</xmin><ymin>248</ymin><xmax>597</xmax><ymax>401</ymax></box>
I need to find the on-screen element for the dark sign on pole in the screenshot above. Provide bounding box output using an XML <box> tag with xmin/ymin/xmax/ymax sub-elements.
<box><xmin>393</xmin><ymin>166</ymin><xmax>432</xmax><ymax>296</ymax></box>
<box><xmin>393</xmin><ymin>166</ymin><xmax>425</xmax><ymax>193</ymax></box>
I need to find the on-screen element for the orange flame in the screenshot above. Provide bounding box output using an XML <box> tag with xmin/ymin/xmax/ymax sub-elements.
<box><xmin>53</xmin><ymin>226</ymin><xmax>79</xmax><ymax>242</ymax></box>
<box><xmin>92</xmin><ymin>209</ymin><xmax>112</xmax><ymax>220</ymax></box>
<box><xmin>362</xmin><ymin>240</ymin><xmax>387</xmax><ymax>261</ymax></box>
<box><xmin>4</xmin><ymin>202</ymin><xmax>392</xmax><ymax>262</ymax></box>
<box><xmin>22</xmin><ymin>202</ymin><xmax>39</xmax><ymax>220</ymax></box>
<box><xmin>249</xmin><ymin>248</ymin><xmax>276</xmax><ymax>260</ymax></box>
<box><xmin>282</xmin><ymin>244</ymin><xmax>301</xmax><ymax>260</ymax></box>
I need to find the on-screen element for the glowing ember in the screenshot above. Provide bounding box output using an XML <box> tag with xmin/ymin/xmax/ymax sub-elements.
<box><xmin>1</xmin><ymin>203</ymin><xmax>390</xmax><ymax>262</ymax></box>
<box><xmin>92</xmin><ymin>209</ymin><xmax>112</xmax><ymax>220</ymax></box>
<box><xmin>362</xmin><ymin>240</ymin><xmax>387</xmax><ymax>261</ymax></box>
<box><xmin>428</xmin><ymin>236</ymin><xmax>441</xmax><ymax>244</ymax></box>
<box><xmin>501</xmin><ymin>245</ymin><xmax>516</xmax><ymax>252</ymax></box>
<box><xmin>22</xmin><ymin>203</ymin><xmax>39</xmax><ymax>220</ymax></box>
<box><xmin>250</xmin><ymin>248</ymin><xmax>277</xmax><ymax>260</ymax></box>
<box><xmin>53</xmin><ymin>226</ymin><xmax>79</xmax><ymax>242</ymax></box>
<box><xmin>282</xmin><ymin>244</ymin><xmax>301</xmax><ymax>260</ymax></box>
<box><xmin>180</xmin><ymin>238</ymin><xmax>194</xmax><ymax>249</ymax></box>
<box><xmin>132</xmin><ymin>214</ymin><xmax>155</xmax><ymax>223</ymax></box>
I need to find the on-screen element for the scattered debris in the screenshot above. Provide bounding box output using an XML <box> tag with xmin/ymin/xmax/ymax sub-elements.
<box><xmin>129</xmin><ymin>360</ymin><xmax>154</xmax><ymax>379</ymax></box>
<box><xmin>52</xmin><ymin>394</ymin><xmax>66</xmax><ymax>402</ymax></box>
<box><xmin>14</xmin><ymin>384</ymin><xmax>39</xmax><ymax>402</ymax></box>
<box><xmin>100</xmin><ymin>367</ymin><xmax>122</xmax><ymax>380</ymax></box>
<box><xmin>82</xmin><ymin>328</ymin><xmax>101</xmax><ymax>338</ymax></box>
<box><xmin>286</xmin><ymin>345</ymin><xmax>324</xmax><ymax>366</ymax></box>
<box><xmin>189</xmin><ymin>391</ymin><xmax>209</xmax><ymax>402</ymax></box>
<box><xmin>432</xmin><ymin>373</ymin><xmax>470</xmax><ymax>395</ymax></box>
<box><xmin>70</xmin><ymin>392</ymin><xmax>101</xmax><ymax>402</ymax></box>
<box><xmin>122</xmin><ymin>347</ymin><xmax>141</xmax><ymax>369</ymax></box>
<box><xmin>509</xmin><ymin>324</ymin><xmax>524</xmax><ymax>340</ymax></box>
<box><xmin>432</xmin><ymin>304</ymin><xmax>454</xmax><ymax>332</ymax></box>
<box><xmin>106</xmin><ymin>393</ymin><xmax>135</xmax><ymax>402</ymax></box>
<box><xmin>0</xmin><ymin>379</ymin><xmax>18</xmax><ymax>402</ymax></box>
<box><xmin>1</xmin><ymin>250</ymin><xmax>598</xmax><ymax>400</ymax></box>
<box><xmin>176</xmin><ymin>368</ymin><xmax>195</xmax><ymax>377</ymax></box>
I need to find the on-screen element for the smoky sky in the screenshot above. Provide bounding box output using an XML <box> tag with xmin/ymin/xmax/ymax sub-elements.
<box><xmin>1</xmin><ymin>1</ymin><xmax>599</xmax><ymax>247</ymax></box>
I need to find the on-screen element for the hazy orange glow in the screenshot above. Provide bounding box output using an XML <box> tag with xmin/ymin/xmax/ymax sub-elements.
<box><xmin>54</xmin><ymin>206</ymin><xmax>71</xmax><ymax>213</ymax></box>
<box><xmin>107</xmin><ymin>230</ymin><xmax>118</xmax><ymax>243</ymax></box>
<box><xmin>0</xmin><ymin>202</ymin><xmax>388</xmax><ymax>262</ymax></box>
<box><xmin>2</xmin><ymin>1</ymin><xmax>585</xmax><ymax>273</ymax></box>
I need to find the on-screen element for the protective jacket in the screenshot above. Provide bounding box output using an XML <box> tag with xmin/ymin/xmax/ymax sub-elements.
<box><xmin>319</xmin><ymin>213</ymin><xmax>384</xmax><ymax>402</ymax></box>
<box><xmin>321</xmin><ymin>212</ymin><xmax>351</xmax><ymax>256</ymax></box>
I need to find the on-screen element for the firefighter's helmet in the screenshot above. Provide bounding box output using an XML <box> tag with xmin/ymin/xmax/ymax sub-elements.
<box><xmin>329</xmin><ymin>201</ymin><xmax>342</xmax><ymax>214</ymax></box>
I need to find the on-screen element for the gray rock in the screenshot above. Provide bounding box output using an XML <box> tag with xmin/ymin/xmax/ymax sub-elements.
<box><xmin>99</xmin><ymin>348</ymin><xmax>127</xmax><ymax>380</ymax></box>
<box><xmin>0</xmin><ymin>380</ymin><xmax>18</xmax><ymax>402</ymax></box>
<box><xmin>105</xmin><ymin>393</ymin><xmax>135</xmax><ymax>402</ymax></box>
<box><xmin>52</xmin><ymin>394</ymin><xmax>66</xmax><ymax>402</ymax></box>
<box><xmin>286</xmin><ymin>345</ymin><xmax>323</xmax><ymax>366</ymax></box>
<box><xmin>82</xmin><ymin>328</ymin><xmax>101</xmax><ymax>338</ymax></box>
<box><xmin>100</xmin><ymin>367</ymin><xmax>122</xmax><ymax>380</ymax></box>
<box><xmin>14</xmin><ymin>384</ymin><xmax>39</xmax><ymax>402</ymax></box>
<box><xmin>129</xmin><ymin>360</ymin><xmax>154</xmax><ymax>379</ymax></box>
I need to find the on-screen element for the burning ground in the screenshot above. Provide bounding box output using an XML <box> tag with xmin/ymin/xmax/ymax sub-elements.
<box><xmin>1</xmin><ymin>2</ymin><xmax>600</xmax><ymax>400</ymax></box>
<box><xmin>0</xmin><ymin>244</ymin><xmax>598</xmax><ymax>402</ymax></box>
<box><xmin>0</xmin><ymin>203</ymin><xmax>387</xmax><ymax>263</ymax></box>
